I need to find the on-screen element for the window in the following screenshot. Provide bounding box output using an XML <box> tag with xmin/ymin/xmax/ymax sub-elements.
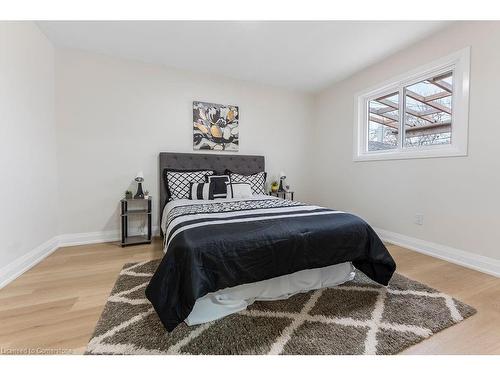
<box><xmin>368</xmin><ymin>92</ymin><xmax>399</xmax><ymax>151</ymax></box>
<box><xmin>354</xmin><ymin>48</ymin><xmax>470</xmax><ymax>161</ymax></box>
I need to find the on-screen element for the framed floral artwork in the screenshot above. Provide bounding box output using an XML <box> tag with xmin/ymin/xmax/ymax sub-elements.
<box><xmin>193</xmin><ymin>101</ymin><xmax>239</xmax><ymax>151</ymax></box>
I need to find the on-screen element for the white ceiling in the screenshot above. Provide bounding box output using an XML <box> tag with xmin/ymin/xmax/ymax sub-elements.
<box><xmin>37</xmin><ymin>21</ymin><xmax>450</xmax><ymax>92</ymax></box>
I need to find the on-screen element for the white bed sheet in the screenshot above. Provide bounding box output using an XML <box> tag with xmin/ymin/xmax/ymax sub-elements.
<box><xmin>161</xmin><ymin>196</ymin><xmax>355</xmax><ymax>326</ymax></box>
<box><xmin>185</xmin><ymin>262</ymin><xmax>355</xmax><ymax>325</ymax></box>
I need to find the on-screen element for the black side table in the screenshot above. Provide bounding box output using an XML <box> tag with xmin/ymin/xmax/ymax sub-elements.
<box><xmin>120</xmin><ymin>197</ymin><xmax>152</xmax><ymax>247</ymax></box>
<box><xmin>269</xmin><ymin>191</ymin><xmax>295</xmax><ymax>201</ymax></box>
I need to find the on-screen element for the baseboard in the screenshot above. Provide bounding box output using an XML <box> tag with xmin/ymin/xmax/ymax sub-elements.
<box><xmin>58</xmin><ymin>230</ymin><xmax>121</xmax><ymax>247</ymax></box>
<box><xmin>374</xmin><ymin>227</ymin><xmax>500</xmax><ymax>278</ymax></box>
<box><xmin>0</xmin><ymin>236</ymin><xmax>60</xmax><ymax>289</ymax></box>
<box><xmin>58</xmin><ymin>226</ymin><xmax>160</xmax><ymax>247</ymax></box>
<box><xmin>0</xmin><ymin>226</ymin><xmax>160</xmax><ymax>289</ymax></box>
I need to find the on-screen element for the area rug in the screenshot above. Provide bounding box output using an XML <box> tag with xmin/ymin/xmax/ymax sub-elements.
<box><xmin>86</xmin><ymin>260</ymin><xmax>476</xmax><ymax>355</ymax></box>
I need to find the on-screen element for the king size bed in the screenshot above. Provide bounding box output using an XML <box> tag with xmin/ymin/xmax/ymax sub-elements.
<box><xmin>145</xmin><ymin>152</ymin><xmax>396</xmax><ymax>332</ymax></box>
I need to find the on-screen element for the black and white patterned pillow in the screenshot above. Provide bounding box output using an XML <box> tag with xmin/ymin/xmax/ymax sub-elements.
<box><xmin>205</xmin><ymin>175</ymin><xmax>230</xmax><ymax>199</ymax></box>
<box><xmin>164</xmin><ymin>169</ymin><xmax>214</xmax><ymax>200</ymax></box>
<box><xmin>226</xmin><ymin>170</ymin><xmax>267</xmax><ymax>195</ymax></box>
<box><xmin>189</xmin><ymin>182</ymin><xmax>215</xmax><ymax>200</ymax></box>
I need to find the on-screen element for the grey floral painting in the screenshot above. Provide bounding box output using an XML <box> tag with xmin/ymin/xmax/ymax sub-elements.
<box><xmin>193</xmin><ymin>101</ymin><xmax>239</xmax><ymax>151</ymax></box>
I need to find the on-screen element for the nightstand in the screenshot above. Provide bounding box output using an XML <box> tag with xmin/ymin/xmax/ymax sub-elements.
<box><xmin>269</xmin><ymin>191</ymin><xmax>295</xmax><ymax>201</ymax></box>
<box><xmin>120</xmin><ymin>197</ymin><xmax>152</xmax><ymax>247</ymax></box>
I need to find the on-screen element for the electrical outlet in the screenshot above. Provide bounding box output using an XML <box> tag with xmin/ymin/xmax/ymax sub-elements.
<box><xmin>414</xmin><ymin>214</ymin><xmax>424</xmax><ymax>225</ymax></box>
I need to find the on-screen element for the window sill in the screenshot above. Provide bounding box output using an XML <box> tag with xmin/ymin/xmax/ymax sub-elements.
<box><xmin>353</xmin><ymin>146</ymin><xmax>467</xmax><ymax>162</ymax></box>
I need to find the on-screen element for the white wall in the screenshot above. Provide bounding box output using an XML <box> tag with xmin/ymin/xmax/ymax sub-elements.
<box><xmin>311</xmin><ymin>21</ymin><xmax>500</xmax><ymax>261</ymax></box>
<box><xmin>0</xmin><ymin>23</ymin><xmax>58</xmax><ymax>273</ymax></box>
<box><xmin>55</xmin><ymin>49</ymin><xmax>313</xmax><ymax>235</ymax></box>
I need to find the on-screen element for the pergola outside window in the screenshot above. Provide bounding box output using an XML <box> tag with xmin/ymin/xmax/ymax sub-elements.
<box><xmin>354</xmin><ymin>48</ymin><xmax>469</xmax><ymax>161</ymax></box>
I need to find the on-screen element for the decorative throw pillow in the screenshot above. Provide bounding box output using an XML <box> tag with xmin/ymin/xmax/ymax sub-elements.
<box><xmin>226</xmin><ymin>182</ymin><xmax>253</xmax><ymax>199</ymax></box>
<box><xmin>226</xmin><ymin>170</ymin><xmax>267</xmax><ymax>195</ymax></box>
<box><xmin>189</xmin><ymin>182</ymin><xmax>215</xmax><ymax>200</ymax></box>
<box><xmin>205</xmin><ymin>175</ymin><xmax>230</xmax><ymax>199</ymax></box>
<box><xmin>164</xmin><ymin>169</ymin><xmax>214</xmax><ymax>200</ymax></box>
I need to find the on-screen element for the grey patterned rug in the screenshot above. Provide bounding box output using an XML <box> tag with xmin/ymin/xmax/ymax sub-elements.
<box><xmin>86</xmin><ymin>260</ymin><xmax>476</xmax><ymax>355</ymax></box>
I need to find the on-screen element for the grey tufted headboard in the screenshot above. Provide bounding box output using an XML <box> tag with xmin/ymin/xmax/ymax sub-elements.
<box><xmin>158</xmin><ymin>152</ymin><xmax>265</xmax><ymax>226</ymax></box>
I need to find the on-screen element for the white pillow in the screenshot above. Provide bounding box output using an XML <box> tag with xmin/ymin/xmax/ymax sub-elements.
<box><xmin>226</xmin><ymin>182</ymin><xmax>252</xmax><ymax>199</ymax></box>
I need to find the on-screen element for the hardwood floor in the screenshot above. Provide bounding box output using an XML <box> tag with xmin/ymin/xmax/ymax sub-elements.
<box><xmin>0</xmin><ymin>239</ymin><xmax>499</xmax><ymax>354</ymax></box>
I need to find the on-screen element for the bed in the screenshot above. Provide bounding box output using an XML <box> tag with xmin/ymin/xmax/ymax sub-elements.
<box><xmin>146</xmin><ymin>152</ymin><xmax>396</xmax><ymax>332</ymax></box>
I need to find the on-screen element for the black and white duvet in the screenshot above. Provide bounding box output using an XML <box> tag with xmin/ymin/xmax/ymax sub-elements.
<box><xmin>146</xmin><ymin>196</ymin><xmax>396</xmax><ymax>332</ymax></box>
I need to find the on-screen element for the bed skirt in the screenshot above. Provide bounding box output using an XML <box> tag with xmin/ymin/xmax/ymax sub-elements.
<box><xmin>185</xmin><ymin>262</ymin><xmax>355</xmax><ymax>325</ymax></box>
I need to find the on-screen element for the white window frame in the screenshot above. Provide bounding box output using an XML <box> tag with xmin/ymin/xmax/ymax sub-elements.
<box><xmin>353</xmin><ymin>47</ymin><xmax>470</xmax><ymax>162</ymax></box>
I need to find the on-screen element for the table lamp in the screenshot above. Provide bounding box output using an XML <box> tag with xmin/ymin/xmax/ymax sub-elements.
<box><xmin>279</xmin><ymin>171</ymin><xmax>286</xmax><ymax>192</ymax></box>
<box><xmin>134</xmin><ymin>171</ymin><xmax>145</xmax><ymax>199</ymax></box>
